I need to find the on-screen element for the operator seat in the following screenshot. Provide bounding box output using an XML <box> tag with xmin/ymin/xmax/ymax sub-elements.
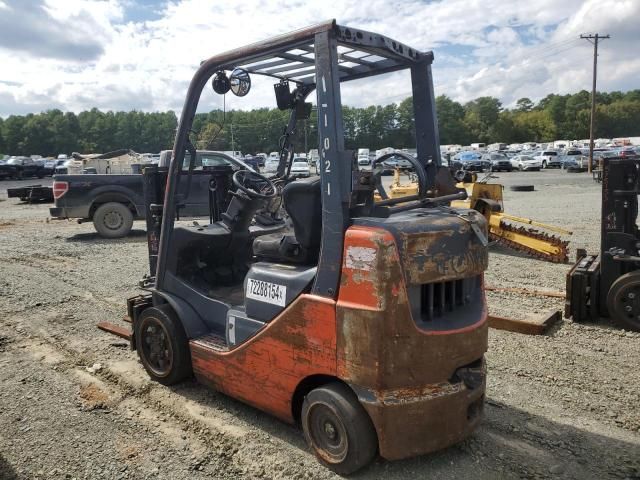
<box><xmin>252</xmin><ymin>176</ymin><xmax>322</xmax><ymax>264</ymax></box>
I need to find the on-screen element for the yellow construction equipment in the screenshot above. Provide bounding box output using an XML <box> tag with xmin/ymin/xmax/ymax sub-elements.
<box><xmin>378</xmin><ymin>169</ymin><xmax>571</xmax><ymax>263</ymax></box>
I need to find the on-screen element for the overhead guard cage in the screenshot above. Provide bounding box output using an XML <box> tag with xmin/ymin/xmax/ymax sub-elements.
<box><xmin>157</xmin><ymin>19</ymin><xmax>442</xmax><ymax>300</ymax></box>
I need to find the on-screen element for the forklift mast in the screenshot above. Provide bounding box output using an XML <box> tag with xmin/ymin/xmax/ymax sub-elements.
<box><xmin>566</xmin><ymin>157</ymin><xmax>640</xmax><ymax>331</ymax></box>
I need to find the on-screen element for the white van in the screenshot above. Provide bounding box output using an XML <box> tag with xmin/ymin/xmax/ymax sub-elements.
<box><xmin>357</xmin><ymin>148</ymin><xmax>370</xmax><ymax>166</ymax></box>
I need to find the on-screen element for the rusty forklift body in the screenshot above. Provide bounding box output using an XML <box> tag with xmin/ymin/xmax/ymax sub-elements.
<box><xmin>112</xmin><ymin>20</ymin><xmax>488</xmax><ymax>473</ymax></box>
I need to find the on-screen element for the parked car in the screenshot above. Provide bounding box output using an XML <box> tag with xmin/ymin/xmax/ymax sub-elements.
<box><xmin>510</xmin><ymin>154</ymin><xmax>542</xmax><ymax>171</ymax></box>
<box><xmin>617</xmin><ymin>147</ymin><xmax>640</xmax><ymax>159</ymax></box>
<box><xmin>42</xmin><ymin>158</ymin><xmax>57</xmax><ymax>176</ymax></box>
<box><xmin>242</xmin><ymin>155</ymin><xmax>262</xmax><ymax>171</ymax></box>
<box><xmin>255</xmin><ymin>153</ymin><xmax>267</xmax><ymax>167</ymax></box>
<box><xmin>290</xmin><ymin>159</ymin><xmax>311</xmax><ymax>178</ymax></box>
<box><xmin>308</xmin><ymin>149</ymin><xmax>320</xmax><ymax>167</ymax></box>
<box><xmin>560</xmin><ymin>149</ymin><xmax>588</xmax><ymax>169</ymax></box>
<box><xmin>382</xmin><ymin>155</ymin><xmax>412</xmax><ymax>169</ymax></box>
<box><xmin>0</xmin><ymin>156</ymin><xmax>46</xmax><ymax>179</ymax></box>
<box><xmin>377</xmin><ymin>154</ymin><xmax>414</xmax><ymax>175</ymax></box>
<box><xmin>264</xmin><ymin>158</ymin><xmax>279</xmax><ymax>174</ymax></box>
<box><xmin>357</xmin><ymin>148</ymin><xmax>370</xmax><ymax>167</ymax></box>
<box><xmin>533</xmin><ymin>150</ymin><xmax>560</xmax><ymax>168</ymax></box>
<box><xmin>451</xmin><ymin>151</ymin><xmax>489</xmax><ymax>172</ymax></box>
<box><xmin>482</xmin><ymin>153</ymin><xmax>512</xmax><ymax>172</ymax></box>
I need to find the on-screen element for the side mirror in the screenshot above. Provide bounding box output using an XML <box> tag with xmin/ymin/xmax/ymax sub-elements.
<box><xmin>212</xmin><ymin>71</ymin><xmax>231</xmax><ymax>95</ymax></box>
<box><xmin>230</xmin><ymin>68</ymin><xmax>251</xmax><ymax>97</ymax></box>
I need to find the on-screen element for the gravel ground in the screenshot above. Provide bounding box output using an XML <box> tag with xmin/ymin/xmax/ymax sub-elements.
<box><xmin>0</xmin><ymin>170</ymin><xmax>639</xmax><ymax>479</ymax></box>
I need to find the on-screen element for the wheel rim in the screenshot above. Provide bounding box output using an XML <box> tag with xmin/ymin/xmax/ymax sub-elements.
<box><xmin>307</xmin><ymin>403</ymin><xmax>349</xmax><ymax>464</ymax></box>
<box><xmin>103</xmin><ymin>210</ymin><xmax>124</xmax><ymax>230</ymax></box>
<box><xmin>611</xmin><ymin>282</ymin><xmax>640</xmax><ymax>328</ymax></box>
<box><xmin>139</xmin><ymin>317</ymin><xmax>173</xmax><ymax>377</ymax></box>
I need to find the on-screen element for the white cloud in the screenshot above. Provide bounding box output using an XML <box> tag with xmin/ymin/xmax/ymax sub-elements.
<box><xmin>0</xmin><ymin>0</ymin><xmax>637</xmax><ymax>116</ymax></box>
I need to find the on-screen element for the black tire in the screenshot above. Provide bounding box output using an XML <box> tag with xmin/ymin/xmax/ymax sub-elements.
<box><xmin>606</xmin><ymin>272</ymin><xmax>640</xmax><ymax>331</ymax></box>
<box><xmin>510</xmin><ymin>185</ymin><xmax>535</xmax><ymax>192</ymax></box>
<box><xmin>541</xmin><ymin>160</ymin><xmax>547</xmax><ymax>169</ymax></box>
<box><xmin>134</xmin><ymin>305</ymin><xmax>193</xmax><ymax>385</ymax></box>
<box><xmin>301</xmin><ymin>382</ymin><xmax>377</xmax><ymax>475</ymax></box>
<box><xmin>92</xmin><ymin>202</ymin><xmax>134</xmax><ymax>238</ymax></box>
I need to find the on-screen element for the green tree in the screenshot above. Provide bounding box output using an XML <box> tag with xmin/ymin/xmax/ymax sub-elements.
<box><xmin>196</xmin><ymin>122</ymin><xmax>226</xmax><ymax>150</ymax></box>
<box><xmin>0</xmin><ymin>117</ymin><xmax>5</xmax><ymax>154</ymax></box>
<box><xmin>516</xmin><ymin>97</ymin><xmax>534</xmax><ymax>112</ymax></box>
<box><xmin>513</xmin><ymin>110</ymin><xmax>556</xmax><ymax>142</ymax></box>
<box><xmin>435</xmin><ymin>95</ymin><xmax>470</xmax><ymax>144</ymax></box>
<box><xmin>463</xmin><ymin>96</ymin><xmax>501</xmax><ymax>143</ymax></box>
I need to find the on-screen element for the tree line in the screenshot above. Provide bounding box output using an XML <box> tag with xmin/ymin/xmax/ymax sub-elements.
<box><xmin>1</xmin><ymin>89</ymin><xmax>639</xmax><ymax>157</ymax></box>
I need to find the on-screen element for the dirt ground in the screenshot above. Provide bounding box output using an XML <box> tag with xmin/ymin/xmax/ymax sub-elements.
<box><xmin>0</xmin><ymin>171</ymin><xmax>639</xmax><ymax>480</ymax></box>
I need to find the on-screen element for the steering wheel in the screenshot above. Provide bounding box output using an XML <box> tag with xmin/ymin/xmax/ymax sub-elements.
<box><xmin>372</xmin><ymin>152</ymin><xmax>429</xmax><ymax>201</ymax></box>
<box><xmin>232</xmin><ymin>169</ymin><xmax>278</xmax><ymax>200</ymax></box>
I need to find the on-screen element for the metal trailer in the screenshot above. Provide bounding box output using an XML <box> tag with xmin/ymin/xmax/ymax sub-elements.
<box><xmin>100</xmin><ymin>20</ymin><xmax>489</xmax><ymax>474</ymax></box>
<box><xmin>566</xmin><ymin>157</ymin><xmax>640</xmax><ymax>331</ymax></box>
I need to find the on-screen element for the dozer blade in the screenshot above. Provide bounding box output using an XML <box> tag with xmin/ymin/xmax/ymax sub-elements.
<box><xmin>489</xmin><ymin>219</ymin><xmax>570</xmax><ymax>263</ymax></box>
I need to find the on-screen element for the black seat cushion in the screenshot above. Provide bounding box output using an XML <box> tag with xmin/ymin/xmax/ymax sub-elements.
<box><xmin>283</xmin><ymin>176</ymin><xmax>322</xmax><ymax>250</ymax></box>
<box><xmin>252</xmin><ymin>177</ymin><xmax>322</xmax><ymax>263</ymax></box>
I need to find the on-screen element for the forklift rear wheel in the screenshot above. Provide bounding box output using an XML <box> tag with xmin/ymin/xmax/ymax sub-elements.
<box><xmin>93</xmin><ymin>202</ymin><xmax>134</xmax><ymax>238</ymax></box>
<box><xmin>607</xmin><ymin>272</ymin><xmax>640</xmax><ymax>332</ymax></box>
<box><xmin>135</xmin><ymin>305</ymin><xmax>192</xmax><ymax>385</ymax></box>
<box><xmin>301</xmin><ymin>382</ymin><xmax>377</xmax><ymax>475</ymax></box>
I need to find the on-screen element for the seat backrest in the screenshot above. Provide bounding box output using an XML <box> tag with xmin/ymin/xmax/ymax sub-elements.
<box><xmin>282</xmin><ymin>177</ymin><xmax>322</xmax><ymax>251</ymax></box>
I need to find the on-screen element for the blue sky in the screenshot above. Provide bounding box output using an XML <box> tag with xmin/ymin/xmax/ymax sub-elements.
<box><xmin>0</xmin><ymin>0</ymin><xmax>637</xmax><ymax>116</ymax></box>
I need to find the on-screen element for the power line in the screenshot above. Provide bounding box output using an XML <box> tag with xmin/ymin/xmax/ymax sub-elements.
<box><xmin>581</xmin><ymin>33</ymin><xmax>610</xmax><ymax>173</ymax></box>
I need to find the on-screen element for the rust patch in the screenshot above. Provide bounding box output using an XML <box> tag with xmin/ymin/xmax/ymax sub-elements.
<box><xmin>78</xmin><ymin>383</ymin><xmax>111</xmax><ymax>410</ymax></box>
<box><xmin>367</xmin><ymin>382</ymin><xmax>466</xmax><ymax>406</ymax></box>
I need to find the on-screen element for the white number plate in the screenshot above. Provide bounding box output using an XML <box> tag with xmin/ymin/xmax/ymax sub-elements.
<box><xmin>246</xmin><ymin>279</ymin><xmax>287</xmax><ymax>307</ymax></box>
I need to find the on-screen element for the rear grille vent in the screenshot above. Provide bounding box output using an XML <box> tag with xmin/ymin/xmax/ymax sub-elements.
<box><xmin>408</xmin><ymin>275</ymin><xmax>483</xmax><ymax>331</ymax></box>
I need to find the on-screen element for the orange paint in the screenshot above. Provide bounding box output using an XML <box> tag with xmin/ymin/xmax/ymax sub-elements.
<box><xmin>189</xmin><ymin>294</ymin><xmax>337</xmax><ymax>422</ymax></box>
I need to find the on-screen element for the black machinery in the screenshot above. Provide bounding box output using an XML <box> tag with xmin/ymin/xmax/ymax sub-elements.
<box><xmin>566</xmin><ymin>157</ymin><xmax>640</xmax><ymax>331</ymax></box>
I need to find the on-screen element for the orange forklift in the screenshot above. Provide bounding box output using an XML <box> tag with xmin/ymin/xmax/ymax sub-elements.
<box><xmin>101</xmin><ymin>20</ymin><xmax>489</xmax><ymax>474</ymax></box>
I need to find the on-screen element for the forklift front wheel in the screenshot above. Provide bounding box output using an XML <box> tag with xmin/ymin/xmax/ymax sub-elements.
<box><xmin>135</xmin><ymin>305</ymin><xmax>192</xmax><ymax>385</ymax></box>
<box><xmin>301</xmin><ymin>382</ymin><xmax>377</xmax><ymax>475</ymax></box>
<box><xmin>607</xmin><ymin>272</ymin><xmax>640</xmax><ymax>332</ymax></box>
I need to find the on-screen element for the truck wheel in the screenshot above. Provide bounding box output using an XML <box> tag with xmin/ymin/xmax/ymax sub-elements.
<box><xmin>301</xmin><ymin>382</ymin><xmax>377</xmax><ymax>475</ymax></box>
<box><xmin>607</xmin><ymin>272</ymin><xmax>640</xmax><ymax>332</ymax></box>
<box><xmin>542</xmin><ymin>160</ymin><xmax>547</xmax><ymax>169</ymax></box>
<box><xmin>93</xmin><ymin>202</ymin><xmax>134</xmax><ymax>238</ymax></box>
<box><xmin>135</xmin><ymin>305</ymin><xmax>192</xmax><ymax>385</ymax></box>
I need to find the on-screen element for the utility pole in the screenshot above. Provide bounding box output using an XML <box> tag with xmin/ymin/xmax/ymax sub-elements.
<box><xmin>304</xmin><ymin>121</ymin><xmax>308</xmax><ymax>153</ymax></box>
<box><xmin>580</xmin><ymin>33</ymin><xmax>609</xmax><ymax>173</ymax></box>
<box><xmin>230</xmin><ymin>123</ymin><xmax>235</xmax><ymax>152</ymax></box>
